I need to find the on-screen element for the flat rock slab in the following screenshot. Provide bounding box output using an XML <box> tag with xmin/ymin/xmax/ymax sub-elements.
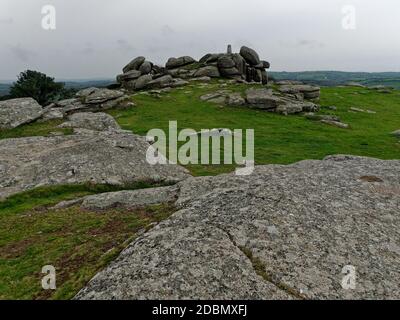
<box><xmin>0</xmin><ymin>130</ymin><xmax>190</xmax><ymax>199</ymax></box>
<box><xmin>0</xmin><ymin>98</ymin><xmax>43</xmax><ymax>129</ymax></box>
<box><xmin>58</xmin><ymin>112</ymin><xmax>121</xmax><ymax>131</ymax></box>
<box><xmin>77</xmin><ymin>155</ymin><xmax>400</xmax><ymax>300</ymax></box>
<box><xmin>80</xmin><ymin>185</ymin><xmax>179</xmax><ymax>210</ymax></box>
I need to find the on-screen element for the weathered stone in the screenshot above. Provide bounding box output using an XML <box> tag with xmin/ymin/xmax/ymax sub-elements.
<box><xmin>193</xmin><ymin>66</ymin><xmax>220</xmax><ymax>78</ymax></box>
<box><xmin>217</xmin><ymin>56</ymin><xmax>236</xmax><ymax>69</ymax></box>
<box><xmin>240</xmin><ymin>46</ymin><xmax>261</xmax><ymax>66</ymax></box>
<box><xmin>391</xmin><ymin>130</ymin><xmax>400</xmax><ymax>137</ymax></box>
<box><xmin>305</xmin><ymin>113</ymin><xmax>341</xmax><ymax>122</ymax></box>
<box><xmin>261</xmin><ymin>70</ymin><xmax>268</xmax><ymax>85</ymax></box>
<box><xmin>166</xmin><ymin>56</ymin><xmax>196</xmax><ymax>69</ymax></box>
<box><xmin>139</xmin><ymin>61</ymin><xmax>153</xmax><ymax>75</ymax></box>
<box><xmin>134</xmin><ymin>74</ymin><xmax>153</xmax><ymax>90</ymax></box>
<box><xmin>321</xmin><ymin>120</ymin><xmax>350</xmax><ymax>129</ymax></box>
<box><xmin>220</xmin><ymin>67</ymin><xmax>241</xmax><ymax>77</ymax></box>
<box><xmin>58</xmin><ymin>112</ymin><xmax>121</xmax><ymax>131</ymax></box>
<box><xmin>245</xmin><ymin>88</ymin><xmax>279</xmax><ymax>109</ymax></box>
<box><xmin>123</xmin><ymin>56</ymin><xmax>146</xmax><ymax>73</ymax></box>
<box><xmin>80</xmin><ymin>186</ymin><xmax>179</xmax><ymax>210</ymax></box>
<box><xmin>170</xmin><ymin>79</ymin><xmax>189</xmax><ymax>88</ymax></box>
<box><xmin>146</xmin><ymin>75</ymin><xmax>174</xmax><ymax>89</ymax></box>
<box><xmin>276</xmin><ymin>104</ymin><xmax>304</xmax><ymax>115</ymax></box>
<box><xmin>231</xmin><ymin>54</ymin><xmax>246</xmax><ymax>75</ymax></box>
<box><xmin>84</xmin><ymin>89</ymin><xmax>125</xmax><ymax>104</ymax></box>
<box><xmin>0</xmin><ymin>130</ymin><xmax>190</xmax><ymax>200</ymax></box>
<box><xmin>227</xmin><ymin>93</ymin><xmax>245</xmax><ymax>106</ymax></box>
<box><xmin>278</xmin><ymin>85</ymin><xmax>320</xmax><ymax>100</ymax></box>
<box><xmin>55</xmin><ymin>98</ymin><xmax>87</xmax><ymax>113</ymax></box>
<box><xmin>200</xmin><ymin>53</ymin><xmax>224</xmax><ymax>64</ymax></box>
<box><xmin>41</xmin><ymin>108</ymin><xmax>65</xmax><ymax>121</ymax></box>
<box><xmin>0</xmin><ymin>98</ymin><xmax>44</xmax><ymax>129</ymax></box>
<box><xmin>349</xmin><ymin>107</ymin><xmax>376</xmax><ymax>114</ymax></box>
<box><xmin>77</xmin><ymin>156</ymin><xmax>400</xmax><ymax>300</ymax></box>
<box><xmin>116</xmin><ymin>70</ymin><xmax>142</xmax><ymax>83</ymax></box>
<box><xmin>261</xmin><ymin>60</ymin><xmax>270</xmax><ymax>69</ymax></box>
<box><xmin>189</xmin><ymin>76</ymin><xmax>212</xmax><ymax>82</ymax></box>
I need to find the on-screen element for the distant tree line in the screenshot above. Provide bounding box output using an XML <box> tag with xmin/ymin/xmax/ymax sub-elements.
<box><xmin>0</xmin><ymin>70</ymin><xmax>76</xmax><ymax>105</ymax></box>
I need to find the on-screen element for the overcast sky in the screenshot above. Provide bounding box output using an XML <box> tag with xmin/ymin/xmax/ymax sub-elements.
<box><xmin>1</xmin><ymin>0</ymin><xmax>399</xmax><ymax>80</ymax></box>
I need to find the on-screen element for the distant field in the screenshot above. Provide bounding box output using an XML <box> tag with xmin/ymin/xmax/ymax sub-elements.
<box><xmin>270</xmin><ymin>71</ymin><xmax>400</xmax><ymax>88</ymax></box>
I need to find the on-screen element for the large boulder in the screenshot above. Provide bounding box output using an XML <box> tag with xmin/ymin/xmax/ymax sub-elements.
<box><xmin>146</xmin><ymin>75</ymin><xmax>174</xmax><ymax>89</ymax></box>
<box><xmin>116</xmin><ymin>70</ymin><xmax>142</xmax><ymax>83</ymax></box>
<box><xmin>217</xmin><ymin>55</ymin><xmax>236</xmax><ymax>69</ymax></box>
<box><xmin>76</xmin><ymin>156</ymin><xmax>400</xmax><ymax>300</ymax></box>
<box><xmin>138</xmin><ymin>61</ymin><xmax>153</xmax><ymax>75</ymax></box>
<box><xmin>134</xmin><ymin>74</ymin><xmax>153</xmax><ymax>90</ymax></box>
<box><xmin>0</xmin><ymin>130</ymin><xmax>190</xmax><ymax>200</ymax></box>
<box><xmin>220</xmin><ymin>67</ymin><xmax>241</xmax><ymax>77</ymax></box>
<box><xmin>245</xmin><ymin>88</ymin><xmax>280</xmax><ymax>109</ymax></box>
<box><xmin>166</xmin><ymin>56</ymin><xmax>196</xmax><ymax>69</ymax></box>
<box><xmin>278</xmin><ymin>84</ymin><xmax>320</xmax><ymax>100</ymax></box>
<box><xmin>0</xmin><ymin>98</ymin><xmax>44</xmax><ymax>129</ymax></box>
<box><xmin>82</xmin><ymin>88</ymin><xmax>124</xmax><ymax>104</ymax></box>
<box><xmin>123</xmin><ymin>56</ymin><xmax>146</xmax><ymax>73</ymax></box>
<box><xmin>58</xmin><ymin>112</ymin><xmax>121</xmax><ymax>131</ymax></box>
<box><xmin>240</xmin><ymin>46</ymin><xmax>261</xmax><ymax>66</ymax></box>
<box><xmin>193</xmin><ymin>66</ymin><xmax>220</xmax><ymax>78</ymax></box>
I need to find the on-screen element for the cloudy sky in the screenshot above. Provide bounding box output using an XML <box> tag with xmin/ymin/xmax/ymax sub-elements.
<box><xmin>1</xmin><ymin>0</ymin><xmax>399</xmax><ymax>80</ymax></box>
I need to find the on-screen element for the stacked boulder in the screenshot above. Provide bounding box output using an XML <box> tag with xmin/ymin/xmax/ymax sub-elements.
<box><xmin>40</xmin><ymin>87</ymin><xmax>131</xmax><ymax>122</ymax></box>
<box><xmin>117</xmin><ymin>56</ymin><xmax>189</xmax><ymax>90</ymax></box>
<box><xmin>117</xmin><ymin>45</ymin><xmax>270</xmax><ymax>91</ymax></box>
<box><xmin>199</xmin><ymin>46</ymin><xmax>270</xmax><ymax>84</ymax></box>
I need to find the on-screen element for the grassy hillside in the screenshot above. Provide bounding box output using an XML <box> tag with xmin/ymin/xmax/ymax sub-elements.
<box><xmin>109</xmin><ymin>82</ymin><xmax>400</xmax><ymax>176</ymax></box>
<box><xmin>0</xmin><ymin>80</ymin><xmax>399</xmax><ymax>299</ymax></box>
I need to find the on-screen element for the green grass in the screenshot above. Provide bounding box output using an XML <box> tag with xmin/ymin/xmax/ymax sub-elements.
<box><xmin>108</xmin><ymin>82</ymin><xmax>400</xmax><ymax>175</ymax></box>
<box><xmin>0</xmin><ymin>119</ymin><xmax>72</xmax><ymax>140</ymax></box>
<box><xmin>0</xmin><ymin>183</ymin><xmax>176</xmax><ymax>300</ymax></box>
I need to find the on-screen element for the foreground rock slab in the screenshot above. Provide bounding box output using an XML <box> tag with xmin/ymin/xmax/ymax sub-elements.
<box><xmin>0</xmin><ymin>98</ymin><xmax>44</xmax><ymax>129</ymax></box>
<box><xmin>0</xmin><ymin>130</ymin><xmax>190</xmax><ymax>199</ymax></box>
<box><xmin>76</xmin><ymin>156</ymin><xmax>400</xmax><ymax>300</ymax></box>
<box><xmin>80</xmin><ymin>186</ymin><xmax>179</xmax><ymax>210</ymax></box>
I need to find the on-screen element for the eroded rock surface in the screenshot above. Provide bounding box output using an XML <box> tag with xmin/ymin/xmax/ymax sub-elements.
<box><xmin>0</xmin><ymin>98</ymin><xmax>44</xmax><ymax>129</ymax></box>
<box><xmin>76</xmin><ymin>156</ymin><xmax>400</xmax><ymax>300</ymax></box>
<box><xmin>0</xmin><ymin>130</ymin><xmax>190</xmax><ymax>199</ymax></box>
<box><xmin>80</xmin><ymin>185</ymin><xmax>179</xmax><ymax>210</ymax></box>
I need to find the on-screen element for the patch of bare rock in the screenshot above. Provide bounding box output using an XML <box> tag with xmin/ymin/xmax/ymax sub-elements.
<box><xmin>0</xmin><ymin>98</ymin><xmax>45</xmax><ymax>129</ymax></box>
<box><xmin>76</xmin><ymin>155</ymin><xmax>400</xmax><ymax>300</ymax></box>
<box><xmin>0</xmin><ymin>129</ymin><xmax>190</xmax><ymax>200</ymax></box>
<box><xmin>201</xmin><ymin>87</ymin><xmax>320</xmax><ymax>115</ymax></box>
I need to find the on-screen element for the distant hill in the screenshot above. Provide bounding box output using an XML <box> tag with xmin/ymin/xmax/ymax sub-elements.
<box><xmin>270</xmin><ymin>71</ymin><xmax>400</xmax><ymax>88</ymax></box>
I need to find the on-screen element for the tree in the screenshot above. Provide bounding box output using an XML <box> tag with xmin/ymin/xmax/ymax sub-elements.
<box><xmin>9</xmin><ymin>70</ymin><xmax>74</xmax><ymax>106</ymax></box>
